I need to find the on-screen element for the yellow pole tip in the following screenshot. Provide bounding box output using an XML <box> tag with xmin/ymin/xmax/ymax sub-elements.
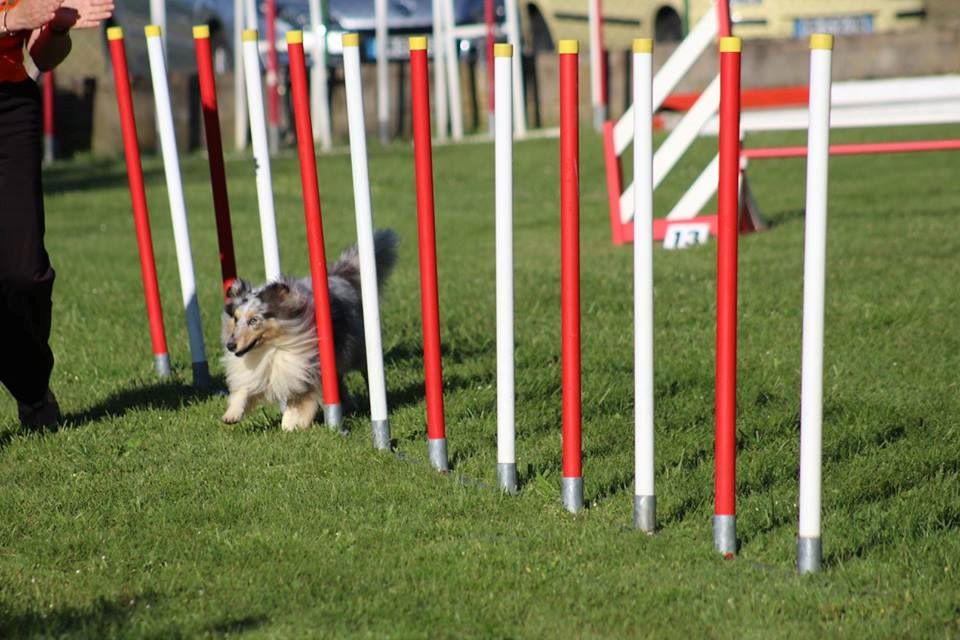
<box><xmin>242</xmin><ymin>29</ymin><xmax>259</xmax><ymax>42</ymax></box>
<box><xmin>144</xmin><ymin>25</ymin><xmax>162</xmax><ymax>38</ymax></box>
<box><xmin>558</xmin><ymin>39</ymin><xmax>579</xmax><ymax>54</ymax></box>
<box><xmin>286</xmin><ymin>30</ymin><xmax>303</xmax><ymax>44</ymax></box>
<box><xmin>494</xmin><ymin>43</ymin><xmax>513</xmax><ymax>58</ymax></box>
<box><xmin>409</xmin><ymin>36</ymin><xmax>428</xmax><ymax>51</ymax></box>
<box><xmin>342</xmin><ymin>33</ymin><xmax>360</xmax><ymax>47</ymax></box>
<box><xmin>719</xmin><ymin>36</ymin><xmax>741</xmax><ymax>53</ymax></box>
<box><xmin>106</xmin><ymin>26</ymin><xmax>124</xmax><ymax>41</ymax></box>
<box><xmin>633</xmin><ymin>38</ymin><xmax>653</xmax><ymax>54</ymax></box>
<box><xmin>810</xmin><ymin>33</ymin><xmax>834</xmax><ymax>50</ymax></box>
<box><xmin>192</xmin><ymin>25</ymin><xmax>210</xmax><ymax>39</ymax></box>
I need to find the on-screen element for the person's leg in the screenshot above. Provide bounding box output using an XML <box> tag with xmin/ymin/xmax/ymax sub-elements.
<box><xmin>0</xmin><ymin>80</ymin><xmax>58</xmax><ymax>424</ymax></box>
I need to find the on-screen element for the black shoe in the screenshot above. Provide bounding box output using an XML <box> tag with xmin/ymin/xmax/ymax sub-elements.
<box><xmin>18</xmin><ymin>389</ymin><xmax>61</xmax><ymax>430</ymax></box>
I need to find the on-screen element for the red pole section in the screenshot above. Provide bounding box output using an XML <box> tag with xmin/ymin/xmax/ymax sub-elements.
<box><xmin>287</xmin><ymin>31</ymin><xmax>343</xmax><ymax>426</ymax></box>
<box><xmin>716</xmin><ymin>0</ymin><xmax>732</xmax><ymax>37</ymax></box>
<box><xmin>265</xmin><ymin>0</ymin><xmax>280</xmax><ymax>149</ymax></box>
<box><xmin>714</xmin><ymin>36</ymin><xmax>741</xmax><ymax>556</ymax></box>
<box><xmin>559</xmin><ymin>39</ymin><xmax>583</xmax><ymax>513</ymax></box>
<box><xmin>410</xmin><ymin>37</ymin><xmax>449</xmax><ymax>472</ymax></box>
<box><xmin>42</xmin><ymin>71</ymin><xmax>54</xmax><ymax>162</ymax></box>
<box><xmin>193</xmin><ymin>25</ymin><xmax>238</xmax><ymax>296</ymax></box>
<box><xmin>485</xmin><ymin>0</ymin><xmax>495</xmax><ymax>127</ymax></box>
<box><xmin>107</xmin><ymin>27</ymin><xmax>171</xmax><ymax>378</ymax></box>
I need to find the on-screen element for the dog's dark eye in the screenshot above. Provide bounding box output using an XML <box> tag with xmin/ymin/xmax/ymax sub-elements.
<box><xmin>248</xmin><ymin>317</ymin><xmax>261</xmax><ymax>328</ymax></box>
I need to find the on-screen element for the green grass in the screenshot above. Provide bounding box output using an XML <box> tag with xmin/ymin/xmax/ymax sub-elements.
<box><xmin>1</xmin><ymin>123</ymin><xmax>958</xmax><ymax>638</ymax></box>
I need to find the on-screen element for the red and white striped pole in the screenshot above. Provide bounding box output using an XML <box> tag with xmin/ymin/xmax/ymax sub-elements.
<box><xmin>42</xmin><ymin>71</ymin><xmax>54</xmax><ymax>164</ymax></box>
<box><xmin>714</xmin><ymin>35</ymin><xmax>742</xmax><ymax>557</ymax></box>
<box><xmin>193</xmin><ymin>25</ymin><xmax>238</xmax><ymax>297</ymax></box>
<box><xmin>287</xmin><ymin>30</ymin><xmax>343</xmax><ymax>428</ymax></box>
<box><xmin>559</xmin><ymin>39</ymin><xmax>583</xmax><ymax>513</ymax></box>
<box><xmin>106</xmin><ymin>27</ymin><xmax>171</xmax><ymax>379</ymax></box>
<box><xmin>265</xmin><ymin>0</ymin><xmax>280</xmax><ymax>152</ymax></box>
<box><xmin>410</xmin><ymin>36</ymin><xmax>449</xmax><ymax>472</ymax></box>
<box><xmin>632</xmin><ymin>38</ymin><xmax>655</xmax><ymax>533</ymax></box>
<box><xmin>798</xmin><ymin>33</ymin><xmax>834</xmax><ymax>575</ymax></box>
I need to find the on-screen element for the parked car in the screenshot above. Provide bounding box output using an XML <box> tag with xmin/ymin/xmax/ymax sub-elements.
<box><xmin>518</xmin><ymin>0</ymin><xmax>927</xmax><ymax>52</ymax></box>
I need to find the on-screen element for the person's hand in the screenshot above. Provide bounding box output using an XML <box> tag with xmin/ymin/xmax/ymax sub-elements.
<box><xmin>60</xmin><ymin>0</ymin><xmax>113</xmax><ymax>29</ymax></box>
<box><xmin>4</xmin><ymin>0</ymin><xmax>64</xmax><ymax>32</ymax></box>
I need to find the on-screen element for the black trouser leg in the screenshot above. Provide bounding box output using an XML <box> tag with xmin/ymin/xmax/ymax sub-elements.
<box><xmin>0</xmin><ymin>80</ymin><xmax>56</xmax><ymax>406</ymax></box>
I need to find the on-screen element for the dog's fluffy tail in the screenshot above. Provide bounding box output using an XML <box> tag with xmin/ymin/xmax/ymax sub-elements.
<box><xmin>329</xmin><ymin>229</ymin><xmax>399</xmax><ymax>293</ymax></box>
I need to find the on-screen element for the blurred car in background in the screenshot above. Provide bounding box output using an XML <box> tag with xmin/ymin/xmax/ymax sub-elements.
<box><xmin>519</xmin><ymin>0</ymin><xmax>927</xmax><ymax>52</ymax></box>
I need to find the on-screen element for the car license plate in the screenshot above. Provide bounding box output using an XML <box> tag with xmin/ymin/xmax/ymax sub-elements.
<box><xmin>794</xmin><ymin>15</ymin><xmax>873</xmax><ymax>38</ymax></box>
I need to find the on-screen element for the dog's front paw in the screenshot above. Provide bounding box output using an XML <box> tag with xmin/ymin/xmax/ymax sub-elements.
<box><xmin>221</xmin><ymin>408</ymin><xmax>244</xmax><ymax>424</ymax></box>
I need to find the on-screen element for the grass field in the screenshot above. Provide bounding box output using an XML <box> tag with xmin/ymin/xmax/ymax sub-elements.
<box><xmin>1</xmin><ymin>123</ymin><xmax>958</xmax><ymax>638</ymax></box>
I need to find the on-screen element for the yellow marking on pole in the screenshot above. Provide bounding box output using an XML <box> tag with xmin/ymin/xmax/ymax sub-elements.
<box><xmin>286</xmin><ymin>30</ymin><xmax>303</xmax><ymax>45</ymax></box>
<box><xmin>810</xmin><ymin>34</ymin><xmax>834</xmax><ymax>50</ymax></box>
<box><xmin>193</xmin><ymin>25</ymin><xmax>210</xmax><ymax>39</ymax></box>
<box><xmin>494</xmin><ymin>43</ymin><xmax>513</xmax><ymax>58</ymax></box>
<box><xmin>342</xmin><ymin>33</ymin><xmax>360</xmax><ymax>47</ymax></box>
<box><xmin>409</xmin><ymin>36</ymin><xmax>428</xmax><ymax>51</ymax></box>
<box><xmin>242</xmin><ymin>29</ymin><xmax>258</xmax><ymax>42</ymax></box>
<box><xmin>144</xmin><ymin>25</ymin><xmax>162</xmax><ymax>38</ymax></box>
<box><xmin>633</xmin><ymin>38</ymin><xmax>653</xmax><ymax>54</ymax></box>
<box><xmin>719</xmin><ymin>36</ymin><xmax>742</xmax><ymax>53</ymax></box>
<box><xmin>558</xmin><ymin>39</ymin><xmax>579</xmax><ymax>54</ymax></box>
<box><xmin>107</xmin><ymin>26</ymin><xmax>124</xmax><ymax>41</ymax></box>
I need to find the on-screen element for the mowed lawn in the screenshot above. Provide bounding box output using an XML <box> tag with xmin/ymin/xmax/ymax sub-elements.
<box><xmin>1</xmin><ymin>123</ymin><xmax>958</xmax><ymax>638</ymax></box>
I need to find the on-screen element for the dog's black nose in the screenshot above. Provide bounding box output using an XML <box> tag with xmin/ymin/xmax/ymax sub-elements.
<box><xmin>226</xmin><ymin>341</ymin><xmax>237</xmax><ymax>352</ymax></box>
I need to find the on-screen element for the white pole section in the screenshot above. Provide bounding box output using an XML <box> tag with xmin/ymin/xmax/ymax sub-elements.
<box><xmin>308</xmin><ymin>0</ymin><xmax>333</xmax><ymax>150</ymax></box>
<box><xmin>144</xmin><ymin>26</ymin><xmax>210</xmax><ymax>388</ymax></box>
<box><xmin>244</xmin><ymin>0</ymin><xmax>257</xmax><ymax>29</ymax></box>
<box><xmin>503</xmin><ymin>0</ymin><xmax>526</xmax><ymax>136</ymax></box>
<box><xmin>588</xmin><ymin>0</ymin><xmax>605</xmax><ymax>130</ymax></box>
<box><xmin>342</xmin><ymin>34</ymin><xmax>392</xmax><ymax>451</ymax></box>
<box><xmin>150</xmin><ymin>0</ymin><xmax>166</xmax><ymax>50</ymax></box>
<box><xmin>494</xmin><ymin>43</ymin><xmax>516</xmax><ymax>494</ymax></box>
<box><xmin>798</xmin><ymin>33</ymin><xmax>834</xmax><ymax>575</ymax></box>
<box><xmin>632</xmin><ymin>38</ymin><xmax>655</xmax><ymax>533</ymax></box>
<box><xmin>233</xmin><ymin>0</ymin><xmax>248</xmax><ymax>150</ymax></box>
<box><xmin>242</xmin><ymin>30</ymin><xmax>282</xmax><ymax>281</ymax></box>
<box><xmin>431</xmin><ymin>0</ymin><xmax>449</xmax><ymax>141</ymax></box>
<box><xmin>375</xmin><ymin>0</ymin><xmax>390</xmax><ymax>144</ymax></box>
<box><xmin>442</xmin><ymin>0</ymin><xmax>464</xmax><ymax>140</ymax></box>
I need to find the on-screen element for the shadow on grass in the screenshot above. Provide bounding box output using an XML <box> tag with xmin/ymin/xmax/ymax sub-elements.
<box><xmin>44</xmin><ymin>159</ymin><xmax>165</xmax><ymax>196</ymax></box>
<box><xmin>0</xmin><ymin>378</ymin><xmax>223</xmax><ymax>453</ymax></box>
<box><xmin>0</xmin><ymin>592</ymin><xmax>166</xmax><ymax>638</ymax></box>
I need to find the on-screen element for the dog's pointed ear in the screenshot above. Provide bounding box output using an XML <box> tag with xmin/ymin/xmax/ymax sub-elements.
<box><xmin>224</xmin><ymin>278</ymin><xmax>251</xmax><ymax>315</ymax></box>
<box><xmin>258</xmin><ymin>281</ymin><xmax>291</xmax><ymax>307</ymax></box>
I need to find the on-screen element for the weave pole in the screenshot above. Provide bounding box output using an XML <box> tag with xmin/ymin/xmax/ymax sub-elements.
<box><xmin>798</xmin><ymin>33</ymin><xmax>834</xmax><ymax>575</ymax></box>
<box><xmin>145</xmin><ymin>25</ymin><xmax>211</xmax><ymax>388</ymax></box>
<box><xmin>587</xmin><ymin>0</ymin><xmax>607</xmax><ymax>130</ymax></box>
<box><xmin>107</xmin><ymin>27</ymin><xmax>171</xmax><ymax>378</ymax></box>
<box><xmin>375</xmin><ymin>0</ymin><xmax>390</xmax><ymax>144</ymax></box>
<box><xmin>485</xmin><ymin>0</ymin><xmax>495</xmax><ymax>134</ymax></box>
<box><xmin>714</xmin><ymin>36</ymin><xmax>742</xmax><ymax>556</ymax></box>
<box><xmin>410</xmin><ymin>36</ymin><xmax>449</xmax><ymax>472</ymax></box>
<box><xmin>343</xmin><ymin>33</ymin><xmax>392</xmax><ymax>449</ymax></box>
<box><xmin>559</xmin><ymin>39</ymin><xmax>583</xmax><ymax>513</ymax></box>
<box><xmin>242</xmin><ymin>29</ymin><xmax>282</xmax><ymax>281</ymax></box>
<box><xmin>632</xmin><ymin>38</ymin><xmax>655</xmax><ymax>533</ymax></box>
<box><xmin>307</xmin><ymin>0</ymin><xmax>333</xmax><ymax>150</ymax></box>
<box><xmin>287</xmin><ymin>31</ymin><xmax>343</xmax><ymax>428</ymax></box>
<box><xmin>42</xmin><ymin>71</ymin><xmax>54</xmax><ymax>164</ymax></box>
<box><xmin>265</xmin><ymin>0</ymin><xmax>280</xmax><ymax>152</ymax></box>
<box><xmin>193</xmin><ymin>25</ymin><xmax>238</xmax><ymax>296</ymax></box>
<box><xmin>494</xmin><ymin>43</ymin><xmax>516</xmax><ymax>494</ymax></box>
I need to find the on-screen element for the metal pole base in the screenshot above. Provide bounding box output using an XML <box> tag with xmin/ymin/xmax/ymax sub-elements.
<box><xmin>798</xmin><ymin>536</ymin><xmax>822</xmax><ymax>574</ymax></box>
<box><xmin>562</xmin><ymin>477</ymin><xmax>584</xmax><ymax>513</ymax></box>
<box><xmin>372</xmin><ymin>419</ymin><xmax>391</xmax><ymax>451</ymax></box>
<box><xmin>428</xmin><ymin>437</ymin><xmax>449</xmax><ymax>472</ymax></box>
<box><xmin>497</xmin><ymin>462</ymin><xmax>517</xmax><ymax>495</ymax></box>
<box><xmin>44</xmin><ymin>136</ymin><xmax>55</xmax><ymax>165</ymax></box>
<box><xmin>593</xmin><ymin>105</ymin><xmax>608</xmax><ymax>131</ymax></box>
<box><xmin>324</xmin><ymin>403</ymin><xmax>343</xmax><ymax>430</ymax></box>
<box><xmin>192</xmin><ymin>361</ymin><xmax>212</xmax><ymax>389</ymax></box>
<box><xmin>268</xmin><ymin>124</ymin><xmax>279</xmax><ymax>154</ymax></box>
<box><xmin>378</xmin><ymin>121</ymin><xmax>390</xmax><ymax>146</ymax></box>
<box><xmin>634</xmin><ymin>495</ymin><xmax>656</xmax><ymax>534</ymax></box>
<box><xmin>154</xmin><ymin>354</ymin><xmax>172</xmax><ymax>378</ymax></box>
<box><xmin>713</xmin><ymin>514</ymin><xmax>737</xmax><ymax>556</ymax></box>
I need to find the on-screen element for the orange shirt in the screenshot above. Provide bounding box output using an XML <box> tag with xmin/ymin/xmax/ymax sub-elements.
<box><xmin>0</xmin><ymin>32</ymin><xmax>29</xmax><ymax>83</ymax></box>
<box><xmin>1</xmin><ymin>0</ymin><xmax>29</xmax><ymax>83</ymax></box>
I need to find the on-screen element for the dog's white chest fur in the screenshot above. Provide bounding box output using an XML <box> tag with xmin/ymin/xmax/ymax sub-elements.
<box><xmin>223</xmin><ymin>334</ymin><xmax>319</xmax><ymax>405</ymax></box>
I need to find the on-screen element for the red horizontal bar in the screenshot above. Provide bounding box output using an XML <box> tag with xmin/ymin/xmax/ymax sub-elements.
<box><xmin>662</xmin><ymin>86</ymin><xmax>808</xmax><ymax>112</ymax></box>
<box><xmin>743</xmin><ymin>139</ymin><xmax>960</xmax><ymax>160</ymax></box>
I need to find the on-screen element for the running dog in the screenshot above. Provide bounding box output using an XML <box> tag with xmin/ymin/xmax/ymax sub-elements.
<box><xmin>220</xmin><ymin>229</ymin><xmax>398</xmax><ymax>430</ymax></box>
